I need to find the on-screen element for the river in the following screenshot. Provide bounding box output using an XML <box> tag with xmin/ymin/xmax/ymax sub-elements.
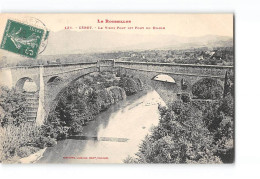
<box><xmin>37</xmin><ymin>90</ymin><xmax>165</xmax><ymax>164</ymax></box>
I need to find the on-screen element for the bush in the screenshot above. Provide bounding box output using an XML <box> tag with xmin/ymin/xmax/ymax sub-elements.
<box><xmin>119</xmin><ymin>77</ymin><xmax>143</xmax><ymax>96</ymax></box>
<box><xmin>16</xmin><ymin>146</ymin><xmax>39</xmax><ymax>158</ymax></box>
<box><xmin>180</xmin><ymin>93</ymin><xmax>190</xmax><ymax>103</ymax></box>
<box><xmin>34</xmin><ymin>136</ymin><xmax>57</xmax><ymax>149</ymax></box>
<box><xmin>130</xmin><ymin>101</ymin><xmax>215</xmax><ymax>163</ymax></box>
<box><xmin>0</xmin><ymin>86</ymin><xmax>59</xmax><ymax>162</ymax></box>
<box><xmin>107</xmin><ymin>86</ymin><xmax>126</xmax><ymax>102</ymax></box>
<box><xmin>42</xmin><ymin>124</ymin><xmax>69</xmax><ymax>140</ymax></box>
<box><xmin>119</xmin><ymin>77</ymin><xmax>139</xmax><ymax>95</ymax></box>
<box><xmin>192</xmin><ymin>78</ymin><xmax>223</xmax><ymax>99</ymax></box>
<box><xmin>69</xmin><ymin>122</ymin><xmax>83</xmax><ymax>135</ymax></box>
<box><xmin>0</xmin><ymin>123</ymin><xmax>42</xmax><ymax>162</ymax></box>
<box><xmin>218</xmin><ymin>94</ymin><xmax>234</xmax><ymax>117</ymax></box>
<box><xmin>0</xmin><ymin>86</ymin><xmax>28</xmax><ymax>127</ymax></box>
<box><xmin>126</xmin><ymin>97</ymin><xmax>234</xmax><ymax>164</ymax></box>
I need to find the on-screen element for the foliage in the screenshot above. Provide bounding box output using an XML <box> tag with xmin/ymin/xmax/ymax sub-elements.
<box><xmin>126</xmin><ymin>91</ymin><xmax>234</xmax><ymax>163</ymax></box>
<box><xmin>0</xmin><ymin>86</ymin><xmax>28</xmax><ymax>126</ymax></box>
<box><xmin>119</xmin><ymin>77</ymin><xmax>143</xmax><ymax>96</ymax></box>
<box><xmin>0</xmin><ymin>123</ymin><xmax>56</xmax><ymax>162</ymax></box>
<box><xmin>16</xmin><ymin>146</ymin><xmax>39</xmax><ymax>158</ymax></box>
<box><xmin>0</xmin><ymin>86</ymin><xmax>58</xmax><ymax>162</ymax></box>
<box><xmin>180</xmin><ymin>93</ymin><xmax>191</xmax><ymax>103</ymax></box>
<box><xmin>127</xmin><ymin>102</ymin><xmax>218</xmax><ymax>163</ymax></box>
<box><xmin>47</xmin><ymin>72</ymin><xmax>136</xmax><ymax>140</ymax></box>
<box><xmin>192</xmin><ymin>78</ymin><xmax>223</xmax><ymax>99</ymax></box>
<box><xmin>69</xmin><ymin>122</ymin><xmax>84</xmax><ymax>135</ymax></box>
<box><xmin>41</xmin><ymin>117</ymin><xmax>69</xmax><ymax>140</ymax></box>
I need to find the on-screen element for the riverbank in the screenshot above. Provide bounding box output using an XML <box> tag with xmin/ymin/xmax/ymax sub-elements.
<box><xmin>44</xmin><ymin>72</ymin><xmax>144</xmax><ymax>140</ymax></box>
<box><xmin>124</xmin><ymin>80</ymin><xmax>234</xmax><ymax>163</ymax></box>
<box><xmin>0</xmin><ymin>71</ymin><xmax>145</xmax><ymax>163</ymax></box>
<box><xmin>0</xmin><ymin>121</ymin><xmax>56</xmax><ymax>164</ymax></box>
<box><xmin>37</xmin><ymin>90</ymin><xmax>165</xmax><ymax>163</ymax></box>
<box><xmin>19</xmin><ymin>148</ymin><xmax>47</xmax><ymax>164</ymax></box>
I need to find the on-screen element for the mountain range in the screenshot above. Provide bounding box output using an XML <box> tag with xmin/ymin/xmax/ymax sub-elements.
<box><xmin>43</xmin><ymin>30</ymin><xmax>233</xmax><ymax>55</ymax></box>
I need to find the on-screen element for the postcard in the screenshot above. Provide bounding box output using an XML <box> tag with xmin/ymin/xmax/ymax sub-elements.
<box><xmin>0</xmin><ymin>13</ymin><xmax>234</xmax><ymax>164</ymax></box>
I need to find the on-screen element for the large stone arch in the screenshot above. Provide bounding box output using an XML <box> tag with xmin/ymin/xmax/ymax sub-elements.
<box><xmin>43</xmin><ymin>64</ymin><xmax>118</xmax><ymax>121</ymax></box>
<box><xmin>43</xmin><ymin>70</ymin><xmax>102</xmax><ymax>122</ymax></box>
<box><xmin>45</xmin><ymin>70</ymin><xmax>118</xmax><ymax>123</ymax></box>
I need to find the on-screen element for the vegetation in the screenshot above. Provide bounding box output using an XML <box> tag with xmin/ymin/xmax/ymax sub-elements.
<box><xmin>92</xmin><ymin>47</ymin><xmax>233</xmax><ymax>66</ymax></box>
<box><xmin>119</xmin><ymin>76</ymin><xmax>143</xmax><ymax>96</ymax></box>
<box><xmin>0</xmin><ymin>71</ymin><xmax>143</xmax><ymax>163</ymax></box>
<box><xmin>0</xmin><ymin>86</ymin><xmax>58</xmax><ymax>163</ymax></box>
<box><xmin>124</xmin><ymin>79</ymin><xmax>234</xmax><ymax>164</ymax></box>
<box><xmin>0</xmin><ymin>47</ymin><xmax>233</xmax><ymax>68</ymax></box>
<box><xmin>192</xmin><ymin>78</ymin><xmax>223</xmax><ymax>99</ymax></box>
<box><xmin>0</xmin><ymin>86</ymin><xmax>28</xmax><ymax>126</ymax></box>
<box><xmin>0</xmin><ymin>118</ymin><xmax>56</xmax><ymax>163</ymax></box>
<box><xmin>45</xmin><ymin>72</ymin><xmax>142</xmax><ymax>140</ymax></box>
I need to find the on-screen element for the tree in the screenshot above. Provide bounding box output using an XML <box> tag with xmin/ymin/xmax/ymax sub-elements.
<box><xmin>192</xmin><ymin>78</ymin><xmax>223</xmax><ymax>99</ymax></box>
<box><xmin>0</xmin><ymin>86</ymin><xmax>28</xmax><ymax>126</ymax></box>
<box><xmin>130</xmin><ymin>101</ymin><xmax>219</xmax><ymax>163</ymax></box>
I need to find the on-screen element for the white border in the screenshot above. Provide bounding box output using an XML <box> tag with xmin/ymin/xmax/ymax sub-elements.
<box><xmin>1</xmin><ymin>0</ymin><xmax>260</xmax><ymax>179</ymax></box>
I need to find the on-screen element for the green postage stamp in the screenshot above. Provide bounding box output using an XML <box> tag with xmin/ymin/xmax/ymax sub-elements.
<box><xmin>1</xmin><ymin>19</ymin><xmax>44</xmax><ymax>59</ymax></box>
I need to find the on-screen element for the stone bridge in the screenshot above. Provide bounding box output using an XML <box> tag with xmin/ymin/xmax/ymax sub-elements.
<box><xmin>0</xmin><ymin>59</ymin><xmax>233</xmax><ymax>125</ymax></box>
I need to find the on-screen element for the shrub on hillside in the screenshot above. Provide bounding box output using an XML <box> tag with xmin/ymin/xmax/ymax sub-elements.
<box><xmin>69</xmin><ymin>122</ymin><xmax>83</xmax><ymax>135</ymax></box>
<box><xmin>0</xmin><ymin>86</ymin><xmax>28</xmax><ymax>127</ymax></box>
<box><xmin>107</xmin><ymin>86</ymin><xmax>126</xmax><ymax>102</ymax></box>
<box><xmin>192</xmin><ymin>96</ymin><xmax>234</xmax><ymax>162</ymax></box>
<box><xmin>119</xmin><ymin>77</ymin><xmax>139</xmax><ymax>95</ymax></box>
<box><xmin>127</xmin><ymin>101</ymin><xmax>216</xmax><ymax>163</ymax></box>
<box><xmin>119</xmin><ymin>77</ymin><xmax>143</xmax><ymax>96</ymax></box>
<box><xmin>40</xmin><ymin>122</ymin><xmax>69</xmax><ymax>140</ymax></box>
<box><xmin>218</xmin><ymin>94</ymin><xmax>234</xmax><ymax>117</ymax></box>
<box><xmin>192</xmin><ymin>78</ymin><xmax>223</xmax><ymax>99</ymax></box>
<box><xmin>125</xmin><ymin>96</ymin><xmax>234</xmax><ymax>164</ymax></box>
<box><xmin>180</xmin><ymin>93</ymin><xmax>191</xmax><ymax>103</ymax></box>
<box><xmin>16</xmin><ymin>146</ymin><xmax>39</xmax><ymax>158</ymax></box>
<box><xmin>34</xmin><ymin>136</ymin><xmax>57</xmax><ymax>149</ymax></box>
<box><xmin>0</xmin><ymin>123</ymin><xmax>44</xmax><ymax>162</ymax></box>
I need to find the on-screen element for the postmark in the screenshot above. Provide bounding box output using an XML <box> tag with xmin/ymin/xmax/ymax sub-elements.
<box><xmin>1</xmin><ymin>19</ymin><xmax>44</xmax><ymax>59</ymax></box>
<box><xmin>20</xmin><ymin>17</ymin><xmax>49</xmax><ymax>54</ymax></box>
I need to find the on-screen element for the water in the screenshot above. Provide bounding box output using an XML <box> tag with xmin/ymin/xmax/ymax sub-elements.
<box><xmin>37</xmin><ymin>90</ymin><xmax>165</xmax><ymax>164</ymax></box>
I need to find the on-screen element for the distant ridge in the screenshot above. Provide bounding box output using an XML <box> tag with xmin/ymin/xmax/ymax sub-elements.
<box><xmin>43</xmin><ymin>30</ymin><xmax>233</xmax><ymax>55</ymax></box>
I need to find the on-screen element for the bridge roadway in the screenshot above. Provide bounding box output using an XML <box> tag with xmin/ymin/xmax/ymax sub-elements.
<box><xmin>0</xmin><ymin>60</ymin><xmax>233</xmax><ymax>125</ymax></box>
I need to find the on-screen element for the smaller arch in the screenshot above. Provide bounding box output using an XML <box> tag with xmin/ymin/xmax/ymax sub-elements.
<box><xmin>15</xmin><ymin>77</ymin><xmax>38</xmax><ymax>92</ymax></box>
<box><xmin>152</xmin><ymin>74</ymin><xmax>176</xmax><ymax>83</ymax></box>
<box><xmin>47</xmin><ymin>76</ymin><xmax>62</xmax><ymax>83</ymax></box>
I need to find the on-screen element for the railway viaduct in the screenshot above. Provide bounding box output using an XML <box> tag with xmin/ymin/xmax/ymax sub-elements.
<box><xmin>0</xmin><ymin>60</ymin><xmax>233</xmax><ymax>125</ymax></box>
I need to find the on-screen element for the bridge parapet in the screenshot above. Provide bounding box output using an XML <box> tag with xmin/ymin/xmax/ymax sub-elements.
<box><xmin>114</xmin><ymin>61</ymin><xmax>233</xmax><ymax>78</ymax></box>
<box><xmin>97</xmin><ymin>59</ymin><xmax>115</xmax><ymax>72</ymax></box>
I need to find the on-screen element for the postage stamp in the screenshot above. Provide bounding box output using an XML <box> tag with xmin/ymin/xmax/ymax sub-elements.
<box><xmin>0</xmin><ymin>19</ymin><xmax>44</xmax><ymax>59</ymax></box>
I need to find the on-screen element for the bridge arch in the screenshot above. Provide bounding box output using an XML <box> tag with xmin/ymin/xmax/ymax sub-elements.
<box><xmin>45</xmin><ymin>71</ymin><xmax>101</xmax><ymax>121</ymax></box>
<box><xmin>15</xmin><ymin>77</ymin><xmax>38</xmax><ymax>92</ymax></box>
<box><xmin>3</xmin><ymin>60</ymin><xmax>233</xmax><ymax>125</ymax></box>
<box><xmin>47</xmin><ymin>76</ymin><xmax>62</xmax><ymax>83</ymax></box>
<box><xmin>15</xmin><ymin>77</ymin><xmax>40</xmax><ymax>122</ymax></box>
<box><xmin>152</xmin><ymin>74</ymin><xmax>176</xmax><ymax>83</ymax></box>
